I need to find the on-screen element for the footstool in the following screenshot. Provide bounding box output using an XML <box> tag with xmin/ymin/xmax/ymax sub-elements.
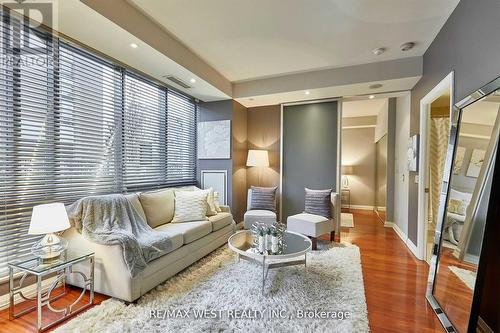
<box><xmin>286</xmin><ymin>213</ymin><xmax>334</xmax><ymax>250</ymax></box>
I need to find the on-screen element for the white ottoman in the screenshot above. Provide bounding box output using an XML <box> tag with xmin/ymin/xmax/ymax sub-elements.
<box><xmin>287</xmin><ymin>213</ymin><xmax>334</xmax><ymax>250</ymax></box>
<box><xmin>244</xmin><ymin>210</ymin><xmax>277</xmax><ymax>229</ymax></box>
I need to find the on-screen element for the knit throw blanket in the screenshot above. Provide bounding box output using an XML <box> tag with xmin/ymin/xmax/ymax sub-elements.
<box><xmin>66</xmin><ymin>194</ymin><xmax>172</xmax><ymax>277</ymax></box>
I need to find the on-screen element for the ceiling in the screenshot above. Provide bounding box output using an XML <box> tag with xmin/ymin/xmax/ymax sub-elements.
<box><xmin>7</xmin><ymin>0</ymin><xmax>231</xmax><ymax>101</ymax></box>
<box><xmin>342</xmin><ymin>99</ymin><xmax>388</xmax><ymax>118</ymax></box>
<box><xmin>129</xmin><ymin>0</ymin><xmax>459</xmax><ymax>82</ymax></box>
<box><xmin>7</xmin><ymin>0</ymin><xmax>460</xmax><ymax>105</ymax></box>
<box><xmin>462</xmin><ymin>101</ymin><xmax>499</xmax><ymax>126</ymax></box>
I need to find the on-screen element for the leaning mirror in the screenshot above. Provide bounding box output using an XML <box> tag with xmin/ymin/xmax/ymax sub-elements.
<box><xmin>427</xmin><ymin>76</ymin><xmax>500</xmax><ymax>333</ymax></box>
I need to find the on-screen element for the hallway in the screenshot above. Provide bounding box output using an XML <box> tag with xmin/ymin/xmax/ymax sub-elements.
<box><xmin>341</xmin><ymin>209</ymin><xmax>444</xmax><ymax>332</ymax></box>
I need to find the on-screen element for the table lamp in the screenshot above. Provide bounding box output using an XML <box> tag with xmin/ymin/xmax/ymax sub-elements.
<box><xmin>341</xmin><ymin>165</ymin><xmax>354</xmax><ymax>188</ymax></box>
<box><xmin>29</xmin><ymin>203</ymin><xmax>70</xmax><ymax>261</ymax></box>
<box><xmin>247</xmin><ymin>150</ymin><xmax>269</xmax><ymax>186</ymax></box>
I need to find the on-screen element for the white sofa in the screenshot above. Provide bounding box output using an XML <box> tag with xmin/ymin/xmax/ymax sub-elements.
<box><xmin>63</xmin><ymin>186</ymin><xmax>236</xmax><ymax>302</ymax></box>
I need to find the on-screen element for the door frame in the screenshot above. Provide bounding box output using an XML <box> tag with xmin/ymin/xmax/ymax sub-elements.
<box><xmin>417</xmin><ymin>71</ymin><xmax>454</xmax><ymax>261</ymax></box>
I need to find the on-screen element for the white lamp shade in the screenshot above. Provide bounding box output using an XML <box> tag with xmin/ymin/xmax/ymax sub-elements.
<box><xmin>28</xmin><ymin>203</ymin><xmax>70</xmax><ymax>235</ymax></box>
<box><xmin>342</xmin><ymin>165</ymin><xmax>354</xmax><ymax>175</ymax></box>
<box><xmin>246</xmin><ymin>149</ymin><xmax>269</xmax><ymax>167</ymax></box>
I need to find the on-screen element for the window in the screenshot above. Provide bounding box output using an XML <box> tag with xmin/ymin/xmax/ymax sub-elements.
<box><xmin>0</xmin><ymin>10</ymin><xmax>197</xmax><ymax>276</ymax></box>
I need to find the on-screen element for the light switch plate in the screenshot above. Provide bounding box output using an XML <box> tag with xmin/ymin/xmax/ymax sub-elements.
<box><xmin>414</xmin><ymin>175</ymin><xmax>419</xmax><ymax>184</ymax></box>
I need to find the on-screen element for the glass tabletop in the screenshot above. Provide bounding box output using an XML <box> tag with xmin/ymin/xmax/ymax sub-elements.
<box><xmin>228</xmin><ymin>230</ymin><xmax>311</xmax><ymax>259</ymax></box>
<box><xmin>8</xmin><ymin>249</ymin><xmax>94</xmax><ymax>275</ymax></box>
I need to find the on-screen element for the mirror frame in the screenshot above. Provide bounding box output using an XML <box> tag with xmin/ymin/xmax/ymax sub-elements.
<box><xmin>426</xmin><ymin>76</ymin><xmax>500</xmax><ymax>332</ymax></box>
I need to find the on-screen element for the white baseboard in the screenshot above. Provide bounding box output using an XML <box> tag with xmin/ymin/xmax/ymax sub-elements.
<box><xmin>0</xmin><ymin>276</ymin><xmax>59</xmax><ymax>311</ymax></box>
<box><xmin>385</xmin><ymin>223</ymin><xmax>422</xmax><ymax>260</ymax></box>
<box><xmin>406</xmin><ymin>239</ymin><xmax>421</xmax><ymax>259</ymax></box>
<box><xmin>347</xmin><ymin>205</ymin><xmax>374</xmax><ymax>211</ymax></box>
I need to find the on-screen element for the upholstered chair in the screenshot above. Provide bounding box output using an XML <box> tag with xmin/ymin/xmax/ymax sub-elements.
<box><xmin>287</xmin><ymin>192</ymin><xmax>338</xmax><ymax>250</ymax></box>
<box><xmin>243</xmin><ymin>188</ymin><xmax>277</xmax><ymax>229</ymax></box>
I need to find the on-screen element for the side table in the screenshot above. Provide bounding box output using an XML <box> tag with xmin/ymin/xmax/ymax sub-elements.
<box><xmin>341</xmin><ymin>188</ymin><xmax>351</xmax><ymax>210</ymax></box>
<box><xmin>9</xmin><ymin>250</ymin><xmax>94</xmax><ymax>332</ymax></box>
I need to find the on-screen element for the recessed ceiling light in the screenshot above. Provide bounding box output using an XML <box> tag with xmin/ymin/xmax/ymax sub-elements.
<box><xmin>190</xmin><ymin>78</ymin><xmax>196</xmax><ymax>83</ymax></box>
<box><xmin>369</xmin><ymin>95</ymin><xmax>375</xmax><ymax>99</ymax></box>
<box><xmin>305</xmin><ymin>91</ymin><xmax>310</xmax><ymax>95</ymax></box>
<box><xmin>369</xmin><ymin>83</ymin><xmax>383</xmax><ymax>89</ymax></box>
<box><xmin>372</xmin><ymin>47</ymin><xmax>386</xmax><ymax>56</ymax></box>
<box><xmin>249</xmin><ymin>97</ymin><xmax>254</xmax><ymax>101</ymax></box>
<box><xmin>130</xmin><ymin>43</ymin><xmax>138</xmax><ymax>49</ymax></box>
<box><xmin>400</xmin><ymin>42</ymin><xmax>415</xmax><ymax>51</ymax></box>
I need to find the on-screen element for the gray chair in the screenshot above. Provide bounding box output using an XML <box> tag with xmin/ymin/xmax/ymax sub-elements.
<box><xmin>243</xmin><ymin>188</ymin><xmax>277</xmax><ymax>229</ymax></box>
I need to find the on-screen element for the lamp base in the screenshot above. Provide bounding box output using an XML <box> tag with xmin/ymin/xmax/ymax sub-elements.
<box><xmin>31</xmin><ymin>233</ymin><xmax>68</xmax><ymax>261</ymax></box>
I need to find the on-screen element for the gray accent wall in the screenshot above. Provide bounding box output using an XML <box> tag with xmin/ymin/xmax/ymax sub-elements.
<box><xmin>408</xmin><ymin>0</ymin><xmax>500</xmax><ymax>245</ymax></box>
<box><xmin>197</xmin><ymin>100</ymin><xmax>234</xmax><ymax>207</ymax></box>
<box><xmin>282</xmin><ymin>101</ymin><xmax>338</xmax><ymax>220</ymax></box>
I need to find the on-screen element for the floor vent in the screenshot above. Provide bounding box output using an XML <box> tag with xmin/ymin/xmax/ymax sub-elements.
<box><xmin>163</xmin><ymin>75</ymin><xmax>192</xmax><ymax>89</ymax></box>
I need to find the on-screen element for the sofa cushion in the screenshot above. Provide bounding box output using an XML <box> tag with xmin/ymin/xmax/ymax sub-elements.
<box><xmin>208</xmin><ymin>212</ymin><xmax>233</xmax><ymax>231</ymax></box>
<box><xmin>151</xmin><ymin>225</ymin><xmax>184</xmax><ymax>252</ymax></box>
<box><xmin>125</xmin><ymin>193</ymin><xmax>147</xmax><ymax>221</ymax></box>
<box><xmin>139</xmin><ymin>189</ymin><xmax>175</xmax><ymax>228</ymax></box>
<box><xmin>158</xmin><ymin>221</ymin><xmax>212</xmax><ymax>244</ymax></box>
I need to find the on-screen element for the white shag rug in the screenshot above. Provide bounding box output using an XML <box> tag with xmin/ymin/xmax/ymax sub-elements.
<box><xmin>449</xmin><ymin>265</ymin><xmax>476</xmax><ymax>290</ymax></box>
<box><xmin>341</xmin><ymin>213</ymin><xmax>354</xmax><ymax>228</ymax></box>
<box><xmin>56</xmin><ymin>242</ymin><xmax>368</xmax><ymax>333</ymax></box>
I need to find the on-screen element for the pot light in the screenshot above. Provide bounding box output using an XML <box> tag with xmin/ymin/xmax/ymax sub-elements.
<box><xmin>372</xmin><ymin>47</ymin><xmax>386</xmax><ymax>56</ymax></box>
<box><xmin>305</xmin><ymin>91</ymin><xmax>310</xmax><ymax>95</ymax></box>
<box><xmin>400</xmin><ymin>42</ymin><xmax>415</xmax><ymax>52</ymax></box>
<box><xmin>190</xmin><ymin>78</ymin><xmax>196</xmax><ymax>83</ymax></box>
<box><xmin>369</xmin><ymin>83</ymin><xmax>383</xmax><ymax>89</ymax></box>
<box><xmin>130</xmin><ymin>43</ymin><xmax>138</xmax><ymax>49</ymax></box>
<box><xmin>369</xmin><ymin>95</ymin><xmax>375</xmax><ymax>99</ymax></box>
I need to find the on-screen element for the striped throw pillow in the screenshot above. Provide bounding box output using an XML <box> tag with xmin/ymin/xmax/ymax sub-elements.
<box><xmin>249</xmin><ymin>186</ymin><xmax>277</xmax><ymax>212</ymax></box>
<box><xmin>304</xmin><ymin>188</ymin><xmax>332</xmax><ymax>218</ymax></box>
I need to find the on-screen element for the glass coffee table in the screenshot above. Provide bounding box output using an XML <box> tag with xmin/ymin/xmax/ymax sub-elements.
<box><xmin>228</xmin><ymin>230</ymin><xmax>312</xmax><ymax>295</ymax></box>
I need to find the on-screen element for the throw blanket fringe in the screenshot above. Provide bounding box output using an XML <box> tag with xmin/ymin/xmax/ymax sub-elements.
<box><xmin>66</xmin><ymin>194</ymin><xmax>172</xmax><ymax>277</ymax></box>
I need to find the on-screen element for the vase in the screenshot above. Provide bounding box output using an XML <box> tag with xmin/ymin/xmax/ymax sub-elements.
<box><xmin>258</xmin><ymin>236</ymin><xmax>265</xmax><ymax>253</ymax></box>
<box><xmin>271</xmin><ymin>236</ymin><xmax>278</xmax><ymax>253</ymax></box>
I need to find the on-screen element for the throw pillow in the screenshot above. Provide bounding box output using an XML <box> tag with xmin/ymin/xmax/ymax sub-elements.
<box><xmin>172</xmin><ymin>191</ymin><xmax>209</xmax><ymax>223</ymax></box>
<box><xmin>304</xmin><ymin>188</ymin><xmax>332</xmax><ymax>218</ymax></box>
<box><xmin>139</xmin><ymin>189</ymin><xmax>175</xmax><ymax>228</ymax></box>
<box><xmin>199</xmin><ymin>187</ymin><xmax>217</xmax><ymax>216</ymax></box>
<box><xmin>249</xmin><ymin>186</ymin><xmax>277</xmax><ymax>212</ymax></box>
<box><xmin>213</xmin><ymin>191</ymin><xmax>222</xmax><ymax>212</ymax></box>
<box><xmin>448</xmin><ymin>198</ymin><xmax>467</xmax><ymax>215</ymax></box>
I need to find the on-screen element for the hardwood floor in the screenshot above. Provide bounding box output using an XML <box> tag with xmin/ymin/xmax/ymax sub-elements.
<box><xmin>0</xmin><ymin>286</ymin><xmax>108</xmax><ymax>332</ymax></box>
<box><xmin>338</xmin><ymin>209</ymin><xmax>445</xmax><ymax>332</ymax></box>
<box><xmin>1</xmin><ymin>209</ymin><xmax>445</xmax><ymax>332</ymax></box>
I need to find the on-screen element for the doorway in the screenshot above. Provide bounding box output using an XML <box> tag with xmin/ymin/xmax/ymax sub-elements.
<box><xmin>340</xmin><ymin>98</ymin><xmax>393</xmax><ymax>226</ymax></box>
<box><xmin>418</xmin><ymin>72</ymin><xmax>454</xmax><ymax>263</ymax></box>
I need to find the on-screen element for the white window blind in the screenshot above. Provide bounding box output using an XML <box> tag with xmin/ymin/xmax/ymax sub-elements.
<box><xmin>166</xmin><ymin>90</ymin><xmax>197</xmax><ymax>184</ymax></box>
<box><xmin>123</xmin><ymin>73</ymin><xmax>167</xmax><ymax>191</ymax></box>
<box><xmin>0</xmin><ymin>10</ymin><xmax>197</xmax><ymax>276</ymax></box>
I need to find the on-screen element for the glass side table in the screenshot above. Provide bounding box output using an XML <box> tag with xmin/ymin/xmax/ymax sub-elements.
<box><xmin>8</xmin><ymin>250</ymin><xmax>94</xmax><ymax>332</ymax></box>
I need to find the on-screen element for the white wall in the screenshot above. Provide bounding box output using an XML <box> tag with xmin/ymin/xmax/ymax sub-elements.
<box><xmin>393</xmin><ymin>93</ymin><xmax>411</xmax><ymax>236</ymax></box>
<box><xmin>374</xmin><ymin>99</ymin><xmax>389</xmax><ymax>142</ymax></box>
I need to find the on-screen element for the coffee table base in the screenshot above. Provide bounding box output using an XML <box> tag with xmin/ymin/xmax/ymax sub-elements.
<box><xmin>238</xmin><ymin>253</ymin><xmax>307</xmax><ymax>295</ymax></box>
